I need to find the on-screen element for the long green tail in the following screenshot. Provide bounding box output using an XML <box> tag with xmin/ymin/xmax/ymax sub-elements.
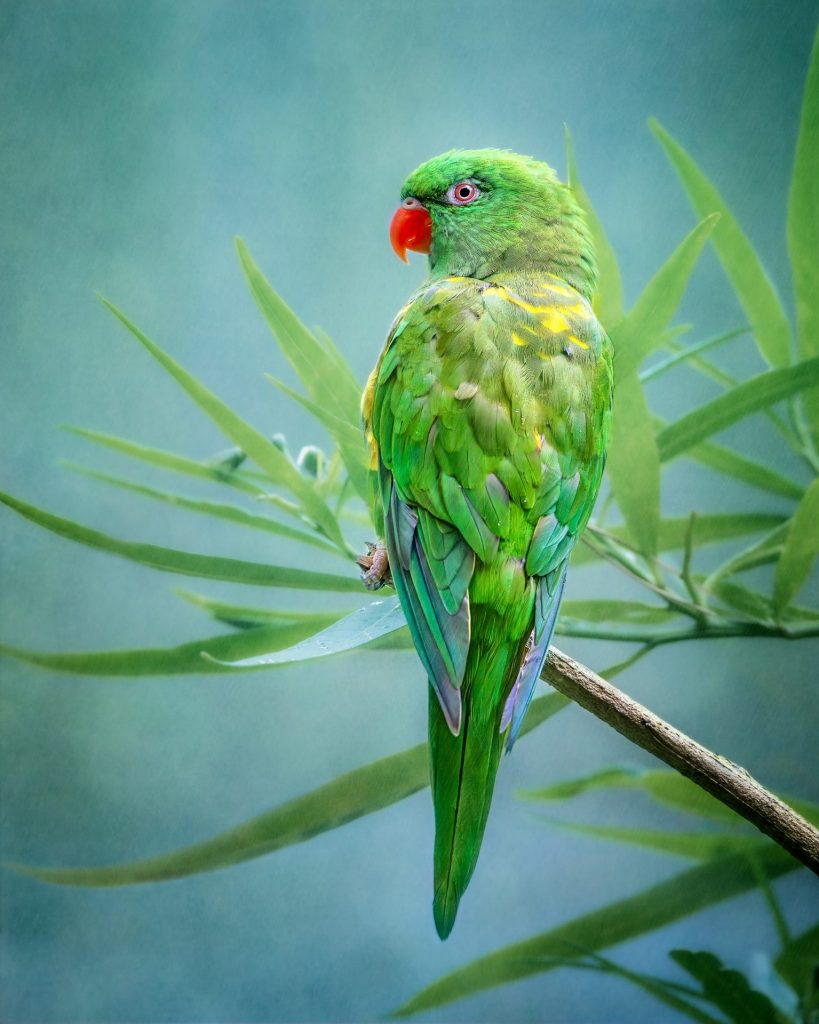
<box><xmin>428</xmin><ymin>629</ymin><xmax>521</xmax><ymax>940</ymax></box>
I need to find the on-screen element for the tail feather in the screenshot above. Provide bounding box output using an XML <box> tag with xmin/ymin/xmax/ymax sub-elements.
<box><xmin>429</xmin><ymin>688</ymin><xmax>505</xmax><ymax>939</ymax></box>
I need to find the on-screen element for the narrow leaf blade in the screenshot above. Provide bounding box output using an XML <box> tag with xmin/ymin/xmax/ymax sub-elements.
<box><xmin>393</xmin><ymin>847</ymin><xmax>796</xmax><ymax>1017</ymax></box>
<box><xmin>606</xmin><ymin>372</ymin><xmax>660</xmax><ymax>554</ymax></box>
<box><xmin>650</xmin><ymin>119</ymin><xmax>792</xmax><ymax>367</ymax></box>
<box><xmin>207</xmin><ymin>597</ymin><xmax>407</xmax><ymax>668</ymax></box>
<box><xmin>772</xmin><ymin>477</ymin><xmax>819</xmax><ymax>614</ymax></box>
<box><xmin>657</xmin><ymin>358</ymin><xmax>819</xmax><ymax>461</ymax></box>
<box><xmin>613</xmin><ymin>215</ymin><xmax>719</xmax><ymax>380</ymax></box>
<box><xmin>8</xmin><ymin>693</ymin><xmax>567</xmax><ymax>886</ymax></box>
<box><xmin>787</xmin><ymin>29</ymin><xmax>819</xmax><ymax>440</ymax></box>
<box><xmin>0</xmin><ymin>491</ymin><xmax>361</xmax><ymax>591</ymax></box>
<box><xmin>101</xmin><ymin>300</ymin><xmax>347</xmax><ymax>551</ymax></box>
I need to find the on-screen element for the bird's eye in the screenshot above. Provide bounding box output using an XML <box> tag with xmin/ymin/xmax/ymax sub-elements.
<box><xmin>446</xmin><ymin>180</ymin><xmax>480</xmax><ymax>206</ymax></box>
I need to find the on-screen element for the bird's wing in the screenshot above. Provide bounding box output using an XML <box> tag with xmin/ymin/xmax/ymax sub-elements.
<box><xmin>369</xmin><ymin>275</ymin><xmax>612</xmax><ymax>735</ymax></box>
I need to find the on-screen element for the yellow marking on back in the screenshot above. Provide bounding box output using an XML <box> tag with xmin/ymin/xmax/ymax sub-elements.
<box><xmin>511</xmin><ymin>331</ymin><xmax>527</xmax><ymax>347</ymax></box>
<box><xmin>567</xmin><ymin>333</ymin><xmax>590</xmax><ymax>349</ymax></box>
<box><xmin>534</xmin><ymin>281</ymin><xmax>574</xmax><ymax>298</ymax></box>
<box><xmin>564</xmin><ymin>301</ymin><xmax>592</xmax><ymax>320</ymax></box>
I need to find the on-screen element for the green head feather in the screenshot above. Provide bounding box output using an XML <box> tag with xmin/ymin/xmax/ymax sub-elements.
<box><xmin>401</xmin><ymin>148</ymin><xmax>597</xmax><ymax>299</ymax></box>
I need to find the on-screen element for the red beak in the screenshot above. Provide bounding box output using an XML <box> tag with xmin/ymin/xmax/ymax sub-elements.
<box><xmin>390</xmin><ymin>198</ymin><xmax>432</xmax><ymax>262</ymax></box>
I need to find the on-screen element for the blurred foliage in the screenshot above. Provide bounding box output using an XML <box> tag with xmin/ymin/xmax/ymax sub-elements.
<box><xmin>2</xmin><ymin>27</ymin><xmax>818</xmax><ymax>1024</ymax></box>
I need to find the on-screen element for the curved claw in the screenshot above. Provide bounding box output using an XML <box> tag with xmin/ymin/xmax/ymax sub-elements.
<box><xmin>356</xmin><ymin>541</ymin><xmax>393</xmax><ymax>591</ymax></box>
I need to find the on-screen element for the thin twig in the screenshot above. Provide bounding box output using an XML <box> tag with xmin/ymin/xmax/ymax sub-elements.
<box><xmin>541</xmin><ymin>646</ymin><xmax>819</xmax><ymax>878</ymax></box>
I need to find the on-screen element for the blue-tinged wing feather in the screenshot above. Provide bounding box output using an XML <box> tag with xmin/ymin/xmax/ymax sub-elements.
<box><xmin>501</xmin><ymin>562</ymin><xmax>567</xmax><ymax>751</ymax></box>
<box><xmin>379</xmin><ymin>464</ymin><xmax>471</xmax><ymax>734</ymax></box>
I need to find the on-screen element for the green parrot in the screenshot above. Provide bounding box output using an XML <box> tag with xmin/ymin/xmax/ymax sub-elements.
<box><xmin>361</xmin><ymin>149</ymin><xmax>613</xmax><ymax>939</ymax></box>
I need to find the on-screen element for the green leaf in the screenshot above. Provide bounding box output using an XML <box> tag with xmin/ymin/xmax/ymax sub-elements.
<box><xmin>681</xmin><ymin>438</ymin><xmax>805</xmax><ymax>501</ymax></box>
<box><xmin>547</xmin><ymin>953</ymin><xmax>725</xmax><ymax>1024</ymax></box>
<box><xmin>670</xmin><ymin>950</ymin><xmax>782</xmax><ymax>1024</ymax></box>
<box><xmin>659</xmin><ymin>338</ymin><xmax>801</xmax><ymax>449</ymax></box>
<box><xmin>705</xmin><ymin>577</ymin><xmax>776</xmax><ymax>623</ymax></box>
<box><xmin>657</xmin><ymin>357</ymin><xmax>819</xmax><ymax>461</ymax></box>
<box><xmin>11</xmin><ymin>744</ymin><xmax>430</xmax><ymax>886</ymax></box>
<box><xmin>559</xmin><ymin>600</ymin><xmax>678</xmax><ymax>626</ymax></box>
<box><xmin>174</xmin><ymin>590</ymin><xmax>348</xmax><ymax>629</ymax></box>
<box><xmin>537</xmin><ymin>817</ymin><xmax>763</xmax><ymax>860</ymax></box>
<box><xmin>773</xmin><ymin>477</ymin><xmax>819</xmax><ymax>614</ymax></box>
<box><xmin>650</xmin><ymin>119</ymin><xmax>792</xmax><ymax>368</ymax></box>
<box><xmin>565</xmin><ymin>126</ymin><xmax>624</xmax><ymax>328</ymax></box>
<box><xmin>392</xmin><ymin>846</ymin><xmax>796</xmax><ymax>1017</ymax></box>
<box><xmin>266</xmin><ymin>374</ymin><xmax>371</xmax><ymax>504</ymax></box>
<box><xmin>787</xmin><ymin>30</ymin><xmax>819</xmax><ymax>438</ymax></box>
<box><xmin>0</xmin><ymin>491</ymin><xmax>362</xmax><ymax>592</ymax></box>
<box><xmin>206</xmin><ymin>597</ymin><xmax>408</xmax><ymax>668</ymax></box>
<box><xmin>775</xmin><ymin>922</ymin><xmax>819</xmax><ymax>1000</ymax></box>
<box><xmin>0</xmin><ymin>617</ymin><xmax>345</xmax><ymax>676</ymax></box>
<box><xmin>640</xmin><ymin>327</ymin><xmax>749</xmax><ymax>384</ymax></box>
<box><xmin>236</xmin><ymin>239</ymin><xmax>361</xmax><ymax>430</ymax></box>
<box><xmin>606</xmin><ymin>372</ymin><xmax>661</xmax><ymax>554</ymax></box>
<box><xmin>703</xmin><ymin>523</ymin><xmax>790</xmax><ymax>591</ymax></box>
<box><xmin>101</xmin><ymin>299</ymin><xmax>348</xmax><ymax>552</ymax></box>
<box><xmin>522</xmin><ymin>766</ymin><xmax>819</xmax><ymax>828</ymax></box>
<box><xmin>521</xmin><ymin>767</ymin><xmax>741</xmax><ymax>822</ymax></box>
<box><xmin>573</xmin><ymin>513</ymin><xmax>786</xmax><ymax>567</ymax></box>
<box><xmin>9</xmin><ymin>692</ymin><xmax>567</xmax><ymax>886</ymax></box>
<box><xmin>64</xmin><ymin>426</ymin><xmax>268</xmax><ymax>496</ymax></box>
<box><xmin>63</xmin><ymin>463</ymin><xmax>340</xmax><ymax>554</ymax></box>
<box><xmin>613</xmin><ymin>215</ymin><xmax>719</xmax><ymax>381</ymax></box>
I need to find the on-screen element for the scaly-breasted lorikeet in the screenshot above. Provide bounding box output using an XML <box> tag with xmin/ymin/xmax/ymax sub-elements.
<box><xmin>361</xmin><ymin>149</ymin><xmax>613</xmax><ymax>939</ymax></box>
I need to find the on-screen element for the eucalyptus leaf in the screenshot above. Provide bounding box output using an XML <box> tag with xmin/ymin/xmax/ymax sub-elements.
<box><xmin>522</xmin><ymin>766</ymin><xmax>819</xmax><ymax>827</ymax></box>
<box><xmin>392</xmin><ymin>846</ymin><xmax>796</xmax><ymax>1017</ymax></box>
<box><xmin>174</xmin><ymin>590</ymin><xmax>348</xmax><ymax>629</ymax></box>
<box><xmin>559</xmin><ymin>600</ymin><xmax>677</xmax><ymax>625</ymax></box>
<box><xmin>236</xmin><ymin>239</ymin><xmax>362</xmax><ymax>429</ymax></box>
<box><xmin>8</xmin><ymin>692</ymin><xmax>567</xmax><ymax>887</ymax></box>
<box><xmin>606</xmin><ymin>372</ymin><xmax>660</xmax><ymax>554</ymax></box>
<box><xmin>0</xmin><ymin>491</ymin><xmax>362</xmax><ymax>592</ymax></box>
<box><xmin>0</xmin><ymin>618</ymin><xmax>342</xmax><ymax>676</ymax></box>
<box><xmin>703</xmin><ymin>524</ymin><xmax>789</xmax><ymax>592</ymax></box>
<box><xmin>101</xmin><ymin>299</ymin><xmax>348</xmax><ymax>551</ymax></box>
<box><xmin>657</xmin><ymin>357</ymin><xmax>819</xmax><ymax>461</ymax></box>
<box><xmin>787</xmin><ymin>30</ymin><xmax>819</xmax><ymax>439</ymax></box>
<box><xmin>773</xmin><ymin>478</ymin><xmax>819</xmax><ymax>615</ymax></box>
<box><xmin>565</xmin><ymin>126</ymin><xmax>624</xmax><ymax>329</ymax></box>
<box><xmin>543</xmin><ymin>953</ymin><xmax>725</xmax><ymax>1024</ymax></box>
<box><xmin>774</xmin><ymin>922</ymin><xmax>819</xmax><ymax>1001</ymax></box>
<box><xmin>207</xmin><ymin>597</ymin><xmax>407</xmax><ymax>668</ymax></box>
<box><xmin>63</xmin><ymin>463</ymin><xmax>340</xmax><ymax>554</ymax></box>
<box><xmin>670</xmin><ymin>950</ymin><xmax>782</xmax><ymax>1024</ymax></box>
<box><xmin>535</xmin><ymin>818</ymin><xmax>764</xmax><ymax>861</ymax></box>
<box><xmin>613</xmin><ymin>215</ymin><xmax>719</xmax><ymax>381</ymax></box>
<box><xmin>681</xmin><ymin>439</ymin><xmax>804</xmax><ymax>501</ymax></box>
<box><xmin>650</xmin><ymin>119</ymin><xmax>792</xmax><ymax>368</ymax></box>
<box><xmin>572</xmin><ymin>514</ymin><xmax>786</xmax><ymax>567</ymax></box>
<box><xmin>64</xmin><ymin>426</ymin><xmax>268</xmax><ymax>495</ymax></box>
<box><xmin>640</xmin><ymin>327</ymin><xmax>749</xmax><ymax>384</ymax></box>
<box><xmin>706</xmin><ymin>577</ymin><xmax>775</xmax><ymax>623</ymax></box>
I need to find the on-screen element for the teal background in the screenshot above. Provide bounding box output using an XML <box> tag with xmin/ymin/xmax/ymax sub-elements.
<box><xmin>2</xmin><ymin>1</ymin><xmax>818</xmax><ymax>1021</ymax></box>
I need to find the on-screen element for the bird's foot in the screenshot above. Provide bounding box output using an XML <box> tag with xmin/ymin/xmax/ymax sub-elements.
<box><xmin>356</xmin><ymin>541</ymin><xmax>392</xmax><ymax>591</ymax></box>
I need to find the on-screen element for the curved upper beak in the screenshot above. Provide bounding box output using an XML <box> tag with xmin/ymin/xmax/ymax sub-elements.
<box><xmin>390</xmin><ymin>197</ymin><xmax>432</xmax><ymax>262</ymax></box>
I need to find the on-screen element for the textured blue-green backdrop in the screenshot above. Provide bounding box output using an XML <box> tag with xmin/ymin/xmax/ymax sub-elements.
<box><xmin>2</xmin><ymin>2</ymin><xmax>818</xmax><ymax>1021</ymax></box>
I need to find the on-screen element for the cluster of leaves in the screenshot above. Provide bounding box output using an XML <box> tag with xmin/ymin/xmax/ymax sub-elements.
<box><xmin>2</xmin><ymin>29</ymin><xmax>817</xmax><ymax>1024</ymax></box>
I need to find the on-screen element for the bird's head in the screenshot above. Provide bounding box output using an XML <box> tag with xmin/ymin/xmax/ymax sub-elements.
<box><xmin>390</xmin><ymin>148</ymin><xmax>596</xmax><ymax>299</ymax></box>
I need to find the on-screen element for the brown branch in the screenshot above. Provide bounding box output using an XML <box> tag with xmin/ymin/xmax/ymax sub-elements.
<box><xmin>542</xmin><ymin>646</ymin><xmax>819</xmax><ymax>878</ymax></box>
